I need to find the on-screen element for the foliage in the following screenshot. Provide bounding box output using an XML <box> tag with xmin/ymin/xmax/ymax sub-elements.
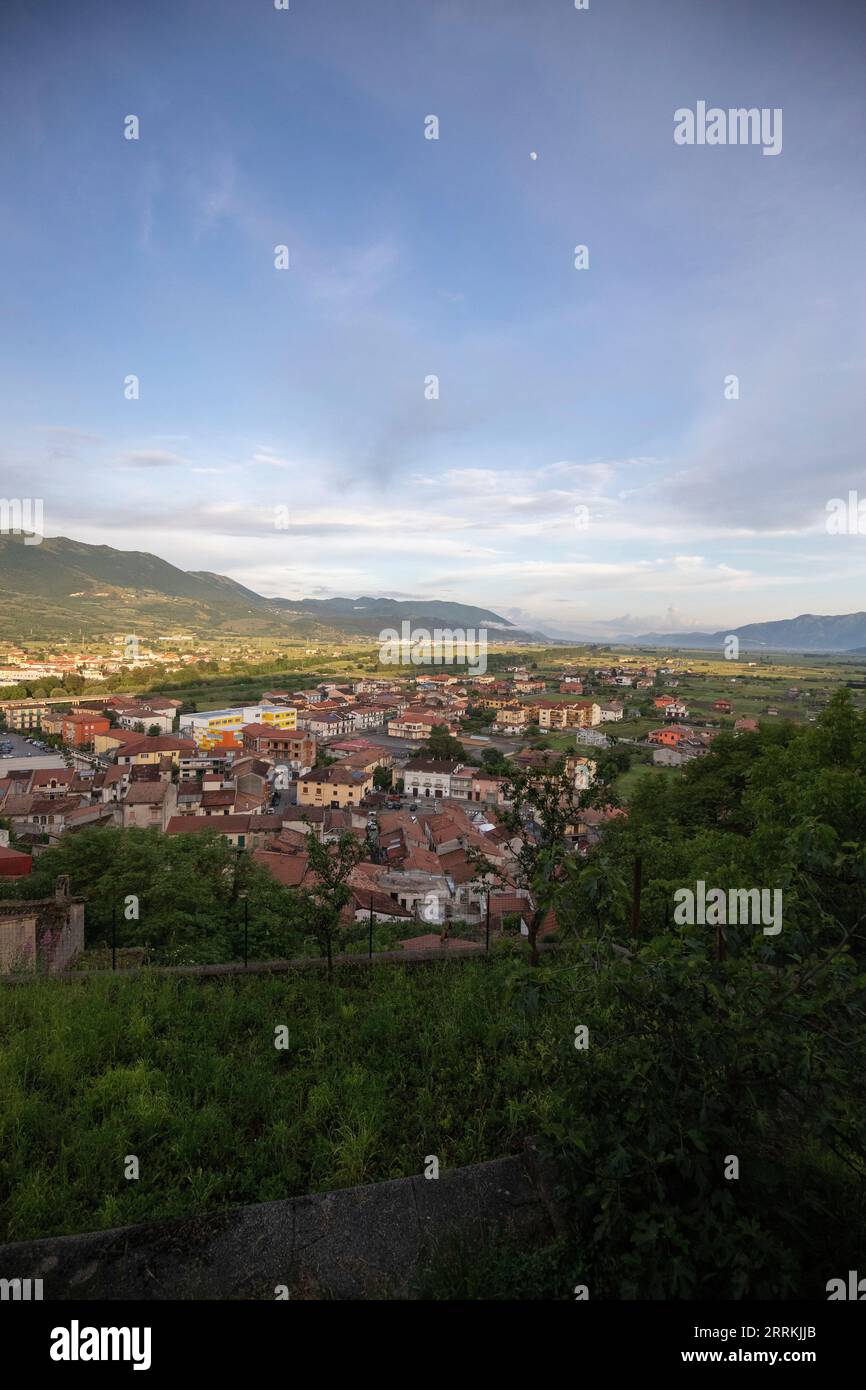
<box><xmin>299</xmin><ymin>830</ymin><xmax>366</xmax><ymax>979</ymax></box>
<box><xmin>0</xmin><ymin>825</ymin><xmax>311</xmax><ymax>963</ymax></box>
<box><xmin>419</xmin><ymin>725</ymin><xmax>466</xmax><ymax>761</ymax></box>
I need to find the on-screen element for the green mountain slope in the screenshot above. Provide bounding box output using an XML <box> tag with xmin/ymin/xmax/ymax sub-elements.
<box><xmin>0</xmin><ymin>534</ymin><xmax>536</xmax><ymax>642</ymax></box>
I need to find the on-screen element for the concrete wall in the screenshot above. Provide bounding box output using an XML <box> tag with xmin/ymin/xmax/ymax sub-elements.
<box><xmin>0</xmin><ymin>1152</ymin><xmax>555</xmax><ymax>1301</ymax></box>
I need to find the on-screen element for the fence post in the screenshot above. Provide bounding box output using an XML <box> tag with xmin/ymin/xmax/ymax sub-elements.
<box><xmin>485</xmin><ymin>889</ymin><xmax>490</xmax><ymax>952</ymax></box>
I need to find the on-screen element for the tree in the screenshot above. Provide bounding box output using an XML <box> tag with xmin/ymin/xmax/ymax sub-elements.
<box><xmin>481</xmin><ymin>747</ymin><xmax>510</xmax><ymax>776</ymax></box>
<box><xmin>299</xmin><ymin>830</ymin><xmax>365</xmax><ymax>981</ymax></box>
<box><xmin>496</xmin><ymin>756</ymin><xmax>578</xmax><ymax>966</ymax></box>
<box><xmin>147</xmin><ymin>724</ymin><xmax>162</xmax><ymax>738</ymax></box>
<box><xmin>420</xmin><ymin>725</ymin><xmax>466</xmax><ymax>761</ymax></box>
<box><xmin>372</xmin><ymin>766</ymin><xmax>392</xmax><ymax>791</ymax></box>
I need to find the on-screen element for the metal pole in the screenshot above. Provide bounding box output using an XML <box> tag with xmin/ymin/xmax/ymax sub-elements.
<box><xmin>369</xmin><ymin>896</ymin><xmax>374</xmax><ymax>959</ymax></box>
<box><xmin>244</xmin><ymin>898</ymin><xmax>249</xmax><ymax>968</ymax></box>
<box><xmin>112</xmin><ymin>904</ymin><xmax>117</xmax><ymax>972</ymax></box>
<box><xmin>485</xmin><ymin>889</ymin><xmax>490</xmax><ymax>952</ymax></box>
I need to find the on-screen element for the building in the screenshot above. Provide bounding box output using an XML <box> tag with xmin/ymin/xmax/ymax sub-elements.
<box><xmin>536</xmin><ymin>702</ymin><xmax>570</xmax><ymax>730</ymax></box>
<box><xmin>0</xmin><ymin>845</ymin><xmax>32</xmax><ymax>877</ymax></box>
<box><xmin>113</xmin><ymin>735</ymin><xmax>196</xmax><ymax>766</ymax></box>
<box><xmin>61</xmin><ymin>712</ymin><xmax>111</xmax><ymax>748</ymax></box>
<box><xmin>575</xmin><ymin>727</ymin><xmax>610</xmax><ymax>749</ymax></box>
<box><xmin>165</xmin><ymin>814</ymin><xmax>282</xmax><ymax>849</ymax></box>
<box><xmin>121</xmin><ymin>780</ymin><xmax>176</xmax><ymax>831</ymax></box>
<box><xmin>298</xmin><ymin>766</ymin><xmax>373</xmax><ymax>810</ymax></box>
<box><xmin>305</xmin><ymin>711</ymin><xmax>355</xmax><ymax>738</ymax></box>
<box><xmin>652</xmin><ymin>742</ymin><xmax>707</xmax><ymax>767</ymax></box>
<box><xmin>399</xmin><ymin>759</ymin><xmax>460</xmax><ymax>800</ymax></box>
<box><xmin>182</xmin><ymin>705</ymin><xmax>297</xmax><ymax>751</ymax></box>
<box><xmin>241</xmin><ymin>725</ymin><xmax>316</xmax><ymax>769</ymax></box>
<box><xmin>647</xmin><ymin>726</ymin><xmax>692</xmax><ymax>748</ymax></box>
<box><xmin>599</xmin><ymin>701</ymin><xmax>624</xmax><ymax>723</ymax></box>
<box><xmin>570</xmin><ymin>701</ymin><xmax>602</xmax><ymax>728</ymax></box>
<box><xmin>492</xmin><ymin>706</ymin><xmax>528</xmax><ymax>733</ymax></box>
<box><xmin>1</xmin><ymin>701</ymin><xmax>48</xmax><ymax>731</ymax></box>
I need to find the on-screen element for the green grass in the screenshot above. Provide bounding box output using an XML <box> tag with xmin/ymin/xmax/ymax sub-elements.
<box><xmin>0</xmin><ymin>955</ymin><xmax>565</xmax><ymax>1243</ymax></box>
<box><xmin>615</xmin><ymin>761</ymin><xmax>679</xmax><ymax>802</ymax></box>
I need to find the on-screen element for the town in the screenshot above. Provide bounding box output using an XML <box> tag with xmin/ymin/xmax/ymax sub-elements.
<box><xmin>0</xmin><ymin>644</ymin><xmax>850</xmax><ymax>970</ymax></box>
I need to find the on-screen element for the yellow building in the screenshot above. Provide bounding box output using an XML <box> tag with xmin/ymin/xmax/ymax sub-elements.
<box><xmin>298</xmin><ymin>766</ymin><xmax>372</xmax><ymax>809</ymax></box>
<box><xmin>185</xmin><ymin>704</ymin><xmax>297</xmax><ymax>750</ymax></box>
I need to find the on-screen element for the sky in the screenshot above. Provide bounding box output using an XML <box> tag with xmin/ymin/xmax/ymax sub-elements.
<box><xmin>0</xmin><ymin>0</ymin><xmax>865</xmax><ymax>640</ymax></box>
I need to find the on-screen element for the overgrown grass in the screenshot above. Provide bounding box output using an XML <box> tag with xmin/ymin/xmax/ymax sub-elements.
<box><xmin>2</xmin><ymin>940</ymin><xmax>863</xmax><ymax>1300</ymax></box>
<box><xmin>0</xmin><ymin>952</ymin><xmax>564</xmax><ymax>1243</ymax></box>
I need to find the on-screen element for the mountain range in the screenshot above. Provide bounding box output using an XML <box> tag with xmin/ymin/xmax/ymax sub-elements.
<box><xmin>0</xmin><ymin>534</ymin><xmax>543</xmax><ymax>642</ymax></box>
<box><xmin>620</xmin><ymin>613</ymin><xmax>866</xmax><ymax>654</ymax></box>
<box><xmin>1</xmin><ymin>534</ymin><xmax>865</xmax><ymax>653</ymax></box>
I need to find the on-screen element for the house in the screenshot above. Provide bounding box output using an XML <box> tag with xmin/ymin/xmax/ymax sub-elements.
<box><xmin>734</xmin><ymin>717</ymin><xmax>759</xmax><ymax>733</ymax></box>
<box><xmin>121</xmin><ymin>780</ymin><xmax>176</xmax><ymax>831</ymax></box>
<box><xmin>492</xmin><ymin>706</ymin><xmax>528</xmax><ymax>733</ymax></box>
<box><xmin>113</xmin><ymin>736</ymin><xmax>196</xmax><ymax>767</ymax></box>
<box><xmin>536</xmin><ymin>702</ymin><xmax>570</xmax><ymax>730</ymax></box>
<box><xmin>252</xmin><ymin>850</ymin><xmax>314</xmax><ymax>888</ymax></box>
<box><xmin>165</xmin><ymin>814</ymin><xmax>282</xmax><ymax>849</ymax></box>
<box><xmin>652</xmin><ymin>741</ymin><xmax>707</xmax><ymax>767</ymax></box>
<box><xmin>0</xmin><ymin>845</ymin><xmax>32</xmax><ymax>877</ymax></box>
<box><xmin>599</xmin><ymin>701</ymin><xmax>624</xmax><ymax>723</ymax></box>
<box><xmin>305</xmin><ymin>711</ymin><xmax>355</xmax><ymax>738</ymax></box>
<box><xmin>647</xmin><ymin>726</ymin><xmax>691</xmax><ymax>748</ymax></box>
<box><xmin>346</xmin><ymin>706</ymin><xmax>388</xmax><ymax>731</ymax></box>
<box><xmin>470</xmin><ymin>772</ymin><xmax>508</xmax><ymax>807</ymax></box>
<box><xmin>570</xmin><ymin>701</ymin><xmax>602</xmax><ymax>728</ymax></box>
<box><xmin>712</xmin><ymin>700</ymin><xmax>733</xmax><ymax>714</ymax></box>
<box><xmin>663</xmin><ymin>700</ymin><xmax>689</xmax><ymax>719</ymax></box>
<box><xmin>298</xmin><ymin>766</ymin><xmax>373</xmax><ymax>809</ymax></box>
<box><xmin>399</xmin><ymin>759</ymin><xmax>460</xmax><ymax>800</ymax></box>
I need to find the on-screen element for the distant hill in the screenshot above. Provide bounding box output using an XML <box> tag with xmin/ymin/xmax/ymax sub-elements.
<box><xmin>0</xmin><ymin>534</ymin><xmax>542</xmax><ymax>642</ymax></box>
<box><xmin>624</xmin><ymin>612</ymin><xmax>866</xmax><ymax>654</ymax></box>
<box><xmin>269</xmin><ymin>594</ymin><xmax>541</xmax><ymax>638</ymax></box>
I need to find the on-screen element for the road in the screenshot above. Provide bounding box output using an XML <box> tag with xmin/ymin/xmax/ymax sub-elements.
<box><xmin>359</xmin><ymin>730</ymin><xmax>524</xmax><ymax>758</ymax></box>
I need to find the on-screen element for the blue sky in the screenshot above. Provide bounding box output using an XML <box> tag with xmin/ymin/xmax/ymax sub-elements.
<box><xmin>1</xmin><ymin>0</ymin><xmax>865</xmax><ymax>638</ymax></box>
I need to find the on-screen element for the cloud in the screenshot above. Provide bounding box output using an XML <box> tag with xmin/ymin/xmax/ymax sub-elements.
<box><xmin>117</xmin><ymin>450</ymin><xmax>187</xmax><ymax>469</ymax></box>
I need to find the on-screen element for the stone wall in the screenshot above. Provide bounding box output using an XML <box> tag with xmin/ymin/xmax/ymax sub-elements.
<box><xmin>0</xmin><ymin>878</ymin><xmax>85</xmax><ymax>973</ymax></box>
<box><xmin>0</xmin><ymin>1151</ymin><xmax>556</xmax><ymax>1301</ymax></box>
